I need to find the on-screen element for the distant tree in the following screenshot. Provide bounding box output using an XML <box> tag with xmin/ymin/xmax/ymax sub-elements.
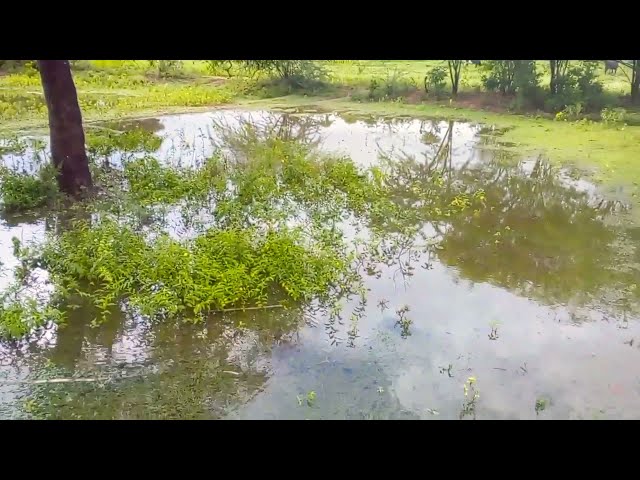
<box><xmin>549</xmin><ymin>60</ymin><xmax>570</xmax><ymax>95</ymax></box>
<box><xmin>447</xmin><ymin>60</ymin><xmax>464</xmax><ymax>97</ymax></box>
<box><xmin>235</xmin><ymin>60</ymin><xmax>327</xmax><ymax>89</ymax></box>
<box><xmin>37</xmin><ymin>60</ymin><xmax>92</xmax><ymax>196</ymax></box>
<box><xmin>482</xmin><ymin>61</ymin><xmax>539</xmax><ymax>95</ymax></box>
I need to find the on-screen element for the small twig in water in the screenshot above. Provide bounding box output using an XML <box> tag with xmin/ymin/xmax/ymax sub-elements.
<box><xmin>211</xmin><ymin>304</ymin><xmax>284</xmax><ymax>313</ymax></box>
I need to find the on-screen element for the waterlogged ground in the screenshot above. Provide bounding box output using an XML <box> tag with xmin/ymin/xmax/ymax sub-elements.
<box><xmin>2</xmin><ymin>109</ymin><xmax>640</xmax><ymax>419</ymax></box>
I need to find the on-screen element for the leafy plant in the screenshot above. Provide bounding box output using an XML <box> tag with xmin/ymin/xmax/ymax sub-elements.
<box><xmin>241</xmin><ymin>60</ymin><xmax>328</xmax><ymax>94</ymax></box>
<box><xmin>87</xmin><ymin>128</ymin><xmax>162</xmax><ymax>161</ymax></box>
<box><xmin>535</xmin><ymin>397</ymin><xmax>549</xmax><ymax>415</ymax></box>
<box><xmin>482</xmin><ymin>60</ymin><xmax>543</xmax><ymax>110</ymax></box>
<box><xmin>545</xmin><ymin>61</ymin><xmax>605</xmax><ymax>112</ymax></box>
<box><xmin>0</xmin><ymin>163</ymin><xmax>59</xmax><ymax>212</ymax></box>
<box><xmin>424</xmin><ymin>66</ymin><xmax>448</xmax><ymax>98</ymax></box>
<box><xmin>460</xmin><ymin>376</ymin><xmax>480</xmax><ymax>419</ymax></box>
<box><xmin>555</xmin><ymin>103</ymin><xmax>584</xmax><ymax>122</ymax></box>
<box><xmin>395</xmin><ymin>305</ymin><xmax>413</xmax><ymax>338</ymax></box>
<box><xmin>148</xmin><ymin>60</ymin><xmax>184</xmax><ymax>77</ymax></box>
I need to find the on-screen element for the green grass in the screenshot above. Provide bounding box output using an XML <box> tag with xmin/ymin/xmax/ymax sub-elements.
<box><xmin>323</xmin><ymin>60</ymin><xmax>633</xmax><ymax>95</ymax></box>
<box><xmin>0</xmin><ymin>61</ymin><xmax>237</xmax><ymax>131</ymax></box>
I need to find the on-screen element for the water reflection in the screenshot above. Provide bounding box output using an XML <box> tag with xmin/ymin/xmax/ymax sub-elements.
<box><xmin>1</xmin><ymin>110</ymin><xmax>640</xmax><ymax>419</ymax></box>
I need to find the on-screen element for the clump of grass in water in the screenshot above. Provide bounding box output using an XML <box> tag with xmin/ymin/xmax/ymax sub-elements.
<box><xmin>0</xmin><ymin>163</ymin><xmax>60</xmax><ymax>213</ymax></box>
<box><xmin>38</xmin><ymin>220</ymin><xmax>351</xmax><ymax>325</ymax></box>
<box><xmin>487</xmin><ymin>320</ymin><xmax>501</xmax><ymax>340</ymax></box>
<box><xmin>0</xmin><ymin>141</ymin><xmax>385</xmax><ymax>337</ymax></box>
<box><xmin>0</xmin><ymin>136</ymin><xmax>60</xmax><ymax>213</ymax></box>
<box><xmin>86</xmin><ymin>128</ymin><xmax>163</xmax><ymax>161</ymax></box>
<box><xmin>535</xmin><ymin>396</ymin><xmax>551</xmax><ymax>416</ymax></box>
<box><xmin>395</xmin><ymin>305</ymin><xmax>412</xmax><ymax>338</ymax></box>
<box><xmin>297</xmin><ymin>390</ymin><xmax>317</xmax><ymax>407</ymax></box>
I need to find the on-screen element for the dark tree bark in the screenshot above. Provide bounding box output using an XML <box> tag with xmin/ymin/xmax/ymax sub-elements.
<box><xmin>37</xmin><ymin>60</ymin><xmax>92</xmax><ymax>196</ymax></box>
<box><xmin>631</xmin><ymin>60</ymin><xmax>640</xmax><ymax>104</ymax></box>
<box><xmin>616</xmin><ymin>60</ymin><xmax>640</xmax><ymax>104</ymax></box>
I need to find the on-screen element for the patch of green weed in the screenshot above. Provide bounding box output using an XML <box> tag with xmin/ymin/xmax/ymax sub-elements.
<box><xmin>0</xmin><ymin>163</ymin><xmax>59</xmax><ymax>212</ymax></box>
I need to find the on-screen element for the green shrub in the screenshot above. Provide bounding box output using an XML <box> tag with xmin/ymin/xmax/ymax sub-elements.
<box><xmin>545</xmin><ymin>61</ymin><xmax>606</xmax><ymax>113</ymax></box>
<box><xmin>242</xmin><ymin>60</ymin><xmax>329</xmax><ymax>94</ymax></box>
<box><xmin>424</xmin><ymin>66</ymin><xmax>448</xmax><ymax>98</ymax></box>
<box><xmin>355</xmin><ymin>70</ymin><xmax>418</xmax><ymax>102</ymax></box>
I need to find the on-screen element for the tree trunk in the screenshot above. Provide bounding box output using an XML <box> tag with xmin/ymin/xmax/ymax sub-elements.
<box><xmin>37</xmin><ymin>60</ymin><xmax>92</xmax><ymax>197</ymax></box>
<box><xmin>631</xmin><ymin>61</ymin><xmax>640</xmax><ymax>104</ymax></box>
<box><xmin>549</xmin><ymin>60</ymin><xmax>557</xmax><ymax>94</ymax></box>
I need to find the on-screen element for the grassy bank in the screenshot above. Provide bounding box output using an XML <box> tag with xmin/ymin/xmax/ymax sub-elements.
<box><xmin>238</xmin><ymin>95</ymin><xmax>640</xmax><ymax>195</ymax></box>
<box><xmin>1</xmin><ymin>60</ymin><xmax>640</xmax><ymax>202</ymax></box>
<box><xmin>0</xmin><ymin>61</ymin><xmax>237</xmax><ymax>132</ymax></box>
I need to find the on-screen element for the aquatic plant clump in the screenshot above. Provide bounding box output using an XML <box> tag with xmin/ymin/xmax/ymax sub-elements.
<box><xmin>0</xmin><ymin>117</ymin><xmax>487</xmax><ymax>341</ymax></box>
<box><xmin>0</xmin><ymin>217</ymin><xmax>357</xmax><ymax>339</ymax></box>
<box><xmin>0</xmin><ymin>164</ymin><xmax>59</xmax><ymax>212</ymax></box>
<box><xmin>46</xmin><ymin>220</ymin><xmax>351</xmax><ymax>319</ymax></box>
<box><xmin>0</xmin><ymin>141</ymin><xmax>383</xmax><ymax>338</ymax></box>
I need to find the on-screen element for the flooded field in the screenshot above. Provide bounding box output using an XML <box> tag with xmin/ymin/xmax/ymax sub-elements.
<box><xmin>1</xmin><ymin>109</ymin><xmax>640</xmax><ymax>420</ymax></box>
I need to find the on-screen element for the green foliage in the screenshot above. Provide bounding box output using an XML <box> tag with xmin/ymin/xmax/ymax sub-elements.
<box><xmin>460</xmin><ymin>376</ymin><xmax>479</xmax><ymax>419</ymax></box>
<box><xmin>87</xmin><ymin>128</ymin><xmax>163</xmax><ymax>159</ymax></box>
<box><xmin>482</xmin><ymin>61</ymin><xmax>544</xmax><ymax>110</ymax></box>
<box><xmin>0</xmin><ymin>60</ymin><xmax>36</xmax><ymax>73</ymax></box>
<box><xmin>148</xmin><ymin>60</ymin><xmax>184</xmax><ymax>77</ymax></box>
<box><xmin>0</xmin><ymin>117</ymin><xmax>487</xmax><ymax>340</ymax></box>
<box><xmin>424</xmin><ymin>66</ymin><xmax>448</xmax><ymax>98</ymax></box>
<box><xmin>206</xmin><ymin>60</ymin><xmax>236</xmax><ymax>77</ymax></box>
<box><xmin>482</xmin><ymin>61</ymin><xmax>540</xmax><ymax>95</ymax></box>
<box><xmin>0</xmin><ymin>69</ymin><xmax>233</xmax><ymax>123</ymax></box>
<box><xmin>554</xmin><ymin>103</ymin><xmax>584</xmax><ymax>122</ymax></box>
<box><xmin>35</xmin><ymin>218</ymin><xmax>351</xmax><ymax>324</ymax></box>
<box><xmin>535</xmin><ymin>397</ymin><xmax>548</xmax><ymax>415</ymax></box>
<box><xmin>0</xmin><ymin>163</ymin><xmax>59</xmax><ymax>212</ymax></box>
<box><xmin>0</xmin><ymin>295</ymin><xmax>64</xmax><ymax>340</ymax></box>
<box><xmin>122</xmin><ymin>155</ymin><xmax>223</xmax><ymax>206</ymax></box>
<box><xmin>545</xmin><ymin>61</ymin><xmax>606</xmax><ymax>112</ymax></box>
<box><xmin>241</xmin><ymin>61</ymin><xmax>328</xmax><ymax>93</ymax></box>
<box><xmin>354</xmin><ymin>70</ymin><xmax>418</xmax><ymax>102</ymax></box>
<box><xmin>0</xmin><ymin>237</ymin><xmax>66</xmax><ymax>339</ymax></box>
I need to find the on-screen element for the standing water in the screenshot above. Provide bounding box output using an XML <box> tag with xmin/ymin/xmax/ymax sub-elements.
<box><xmin>1</xmin><ymin>109</ymin><xmax>639</xmax><ymax>420</ymax></box>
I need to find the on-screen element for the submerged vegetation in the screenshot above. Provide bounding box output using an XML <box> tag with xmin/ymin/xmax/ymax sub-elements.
<box><xmin>0</xmin><ymin>114</ymin><xmax>487</xmax><ymax>340</ymax></box>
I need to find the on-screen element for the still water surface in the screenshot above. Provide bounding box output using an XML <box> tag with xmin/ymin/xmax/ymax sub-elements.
<box><xmin>1</xmin><ymin>109</ymin><xmax>639</xmax><ymax>419</ymax></box>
